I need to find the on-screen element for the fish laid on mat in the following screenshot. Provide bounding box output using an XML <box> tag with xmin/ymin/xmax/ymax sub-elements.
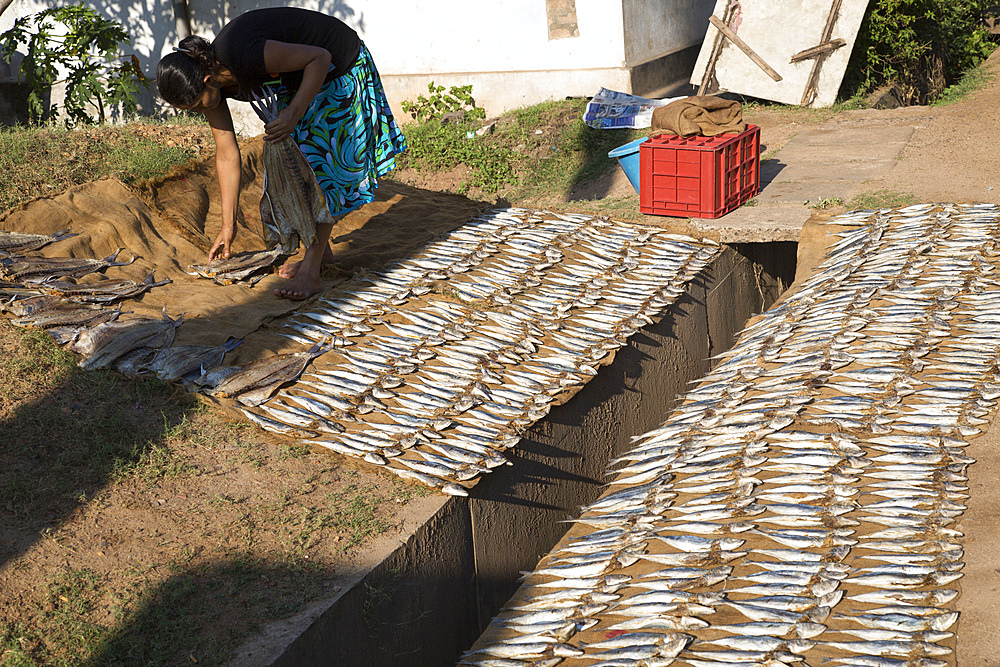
<box><xmin>187</xmin><ymin>248</ymin><xmax>284</xmax><ymax>285</ymax></box>
<box><xmin>71</xmin><ymin>309</ymin><xmax>183</xmax><ymax>370</ymax></box>
<box><xmin>0</xmin><ymin>293</ymin><xmax>61</xmax><ymax>317</ymax></box>
<box><xmin>0</xmin><ymin>280</ymin><xmax>43</xmax><ymax>301</ymax></box>
<box><xmin>209</xmin><ymin>337</ymin><xmax>334</xmax><ymax>406</ymax></box>
<box><xmin>147</xmin><ymin>337</ymin><xmax>243</xmax><ymax>382</ymax></box>
<box><xmin>249</xmin><ymin>89</ymin><xmax>334</xmax><ymax>255</ymax></box>
<box><xmin>1</xmin><ymin>249</ymin><xmax>136</xmax><ymax>283</ymax></box>
<box><xmin>11</xmin><ymin>302</ymin><xmax>122</xmax><ymax>330</ymax></box>
<box><xmin>0</xmin><ymin>229</ymin><xmax>76</xmax><ymax>255</ymax></box>
<box><xmin>40</xmin><ymin>272</ymin><xmax>171</xmax><ymax>303</ymax></box>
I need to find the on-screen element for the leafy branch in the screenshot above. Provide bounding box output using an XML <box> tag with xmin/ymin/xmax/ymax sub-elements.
<box><xmin>0</xmin><ymin>4</ymin><xmax>148</xmax><ymax>126</ymax></box>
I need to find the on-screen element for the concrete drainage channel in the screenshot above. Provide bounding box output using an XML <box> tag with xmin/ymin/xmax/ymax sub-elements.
<box><xmin>229</xmin><ymin>241</ymin><xmax>796</xmax><ymax>667</ymax></box>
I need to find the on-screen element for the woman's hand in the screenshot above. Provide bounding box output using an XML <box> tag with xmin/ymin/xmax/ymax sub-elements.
<box><xmin>209</xmin><ymin>224</ymin><xmax>236</xmax><ymax>262</ymax></box>
<box><xmin>264</xmin><ymin>105</ymin><xmax>302</xmax><ymax>143</ymax></box>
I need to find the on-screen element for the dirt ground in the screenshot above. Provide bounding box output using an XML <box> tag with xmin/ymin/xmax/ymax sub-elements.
<box><xmin>4</xmin><ymin>48</ymin><xmax>1000</xmax><ymax>666</ymax></box>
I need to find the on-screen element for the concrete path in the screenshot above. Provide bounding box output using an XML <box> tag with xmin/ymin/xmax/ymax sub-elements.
<box><xmin>684</xmin><ymin>116</ymin><xmax>923</xmax><ymax>243</ymax></box>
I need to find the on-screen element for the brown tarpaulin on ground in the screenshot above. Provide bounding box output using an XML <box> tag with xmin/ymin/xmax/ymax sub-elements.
<box><xmin>648</xmin><ymin>95</ymin><xmax>746</xmax><ymax>138</ymax></box>
<box><xmin>0</xmin><ymin>139</ymin><xmax>489</xmax><ymax>366</ymax></box>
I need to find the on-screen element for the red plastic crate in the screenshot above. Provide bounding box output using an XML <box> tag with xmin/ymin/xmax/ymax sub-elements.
<box><xmin>639</xmin><ymin>125</ymin><xmax>760</xmax><ymax>219</ymax></box>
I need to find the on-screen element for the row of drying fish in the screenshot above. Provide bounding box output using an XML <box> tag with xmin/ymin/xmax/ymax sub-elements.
<box><xmin>216</xmin><ymin>208</ymin><xmax>720</xmax><ymax>495</ymax></box>
<box><xmin>463</xmin><ymin>203</ymin><xmax>995</xmax><ymax>666</ymax></box>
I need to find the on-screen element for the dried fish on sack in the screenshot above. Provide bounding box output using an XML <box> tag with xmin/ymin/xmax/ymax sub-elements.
<box><xmin>0</xmin><ymin>229</ymin><xmax>76</xmax><ymax>255</ymax></box>
<box><xmin>1</xmin><ymin>248</ymin><xmax>135</xmax><ymax>283</ymax></box>
<box><xmin>11</xmin><ymin>302</ymin><xmax>122</xmax><ymax>331</ymax></box>
<box><xmin>38</xmin><ymin>272</ymin><xmax>171</xmax><ymax>303</ymax></box>
<box><xmin>71</xmin><ymin>310</ymin><xmax>183</xmax><ymax>370</ymax></box>
<box><xmin>0</xmin><ymin>293</ymin><xmax>61</xmax><ymax>316</ymax></box>
<box><xmin>208</xmin><ymin>338</ymin><xmax>334</xmax><ymax>406</ymax></box>
<box><xmin>147</xmin><ymin>337</ymin><xmax>243</xmax><ymax>382</ymax></box>
<box><xmin>249</xmin><ymin>90</ymin><xmax>334</xmax><ymax>254</ymax></box>
<box><xmin>187</xmin><ymin>248</ymin><xmax>285</xmax><ymax>285</ymax></box>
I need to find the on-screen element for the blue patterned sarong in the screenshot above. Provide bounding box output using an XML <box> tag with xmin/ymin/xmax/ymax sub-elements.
<box><xmin>266</xmin><ymin>42</ymin><xmax>406</xmax><ymax>217</ymax></box>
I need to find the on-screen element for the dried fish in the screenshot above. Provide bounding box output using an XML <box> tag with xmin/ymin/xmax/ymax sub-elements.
<box><xmin>40</xmin><ymin>272</ymin><xmax>171</xmax><ymax>303</ymax></box>
<box><xmin>148</xmin><ymin>337</ymin><xmax>243</xmax><ymax>382</ymax></box>
<box><xmin>210</xmin><ymin>338</ymin><xmax>334</xmax><ymax>406</ymax></box>
<box><xmin>11</xmin><ymin>302</ymin><xmax>122</xmax><ymax>330</ymax></box>
<box><xmin>249</xmin><ymin>89</ymin><xmax>334</xmax><ymax>254</ymax></box>
<box><xmin>187</xmin><ymin>248</ymin><xmax>285</xmax><ymax>285</ymax></box>
<box><xmin>1</xmin><ymin>248</ymin><xmax>135</xmax><ymax>283</ymax></box>
<box><xmin>0</xmin><ymin>293</ymin><xmax>61</xmax><ymax>316</ymax></box>
<box><xmin>0</xmin><ymin>228</ymin><xmax>76</xmax><ymax>254</ymax></box>
<box><xmin>72</xmin><ymin>309</ymin><xmax>183</xmax><ymax>370</ymax></box>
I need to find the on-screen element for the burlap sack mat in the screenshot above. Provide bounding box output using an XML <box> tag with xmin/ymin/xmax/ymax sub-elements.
<box><xmin>0</xmin><ymin>140</ymin><xmax>489</xmax><ymax>365</ymax></box>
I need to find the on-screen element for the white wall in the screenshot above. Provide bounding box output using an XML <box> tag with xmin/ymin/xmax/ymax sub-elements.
<box><xmin>2</xmin><ymin>0</ymin><xmax>708</xmax><ymax>126</ymax></box>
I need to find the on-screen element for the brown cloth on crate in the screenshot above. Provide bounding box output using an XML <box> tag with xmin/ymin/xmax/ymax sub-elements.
<box><xmin>648</xmin><ymin>96</ymin><xmax>746</xmax><ymax>138</ymax></box>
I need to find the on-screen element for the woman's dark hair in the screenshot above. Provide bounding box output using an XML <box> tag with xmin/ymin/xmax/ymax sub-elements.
<box><xmin>156</xmin><ymin>35</ymin><xmax>218</xmax><ymax>107</ymax></box>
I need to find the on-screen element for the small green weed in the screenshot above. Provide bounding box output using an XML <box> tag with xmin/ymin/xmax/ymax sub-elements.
<box><xmin>805</xmin><ymin>197</ymin><xmax>845</xmax><ymax>209</ymax></box>
<box><xmin>113</xmin><ymin>443</ymin><xmax>190</xmax><ymax>485</ymax></box>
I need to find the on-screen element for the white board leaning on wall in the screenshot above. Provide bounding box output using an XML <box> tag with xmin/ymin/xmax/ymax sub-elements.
<box><xmin>690</xmin><ymin>0</ymin><xmax>871</xmax><ymax>108</ymax></box>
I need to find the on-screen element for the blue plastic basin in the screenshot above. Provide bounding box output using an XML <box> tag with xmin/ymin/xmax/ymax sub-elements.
<box><xmin>608</xmin><ymin>137</ymin><xmax>647</xmax><ymax>193</ymax></box>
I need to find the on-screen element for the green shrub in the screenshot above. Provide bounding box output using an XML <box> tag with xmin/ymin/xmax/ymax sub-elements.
<box><xmin>400</xmin><ymin>82</ymin><xmax>485</xmax><ymax>123</ymax></box>
<box><xmin>843</xmin><ymin>0</ymin><xmax>997</xmax><ymax>104</ymax></box>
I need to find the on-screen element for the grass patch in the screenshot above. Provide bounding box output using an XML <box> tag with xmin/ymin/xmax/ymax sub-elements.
<box><xmin>0</xmin><ymin>559</ymin><xmax>332</xmax><ymax>667</ymax></box>
<box><xmin>0</xmin><ymin>319</ymin><xmax>193</xmax><ymax>519</ymax></box>
<box><xmin>327</xmin><ymin>482</ymin><xmax>392</xmax><ymax>549</ymax></box>
<box><xmin>849</xmin><ymin>190</ymin><xmax>919</xmax><ymax>210</ymax></box>
<box><xmin>398</xmin><ymin>98</ymin><xmax>645</xmax><ymax>200</ymax></box>
<box><xmin>932</xmin><ymin>63</ymin><xmax>994</xmax><ymax>106</ymax></box>
<box><xmin>0</xmin><ymin>118</ymin><xmax>208</xmax><ymax>214</ymax></box>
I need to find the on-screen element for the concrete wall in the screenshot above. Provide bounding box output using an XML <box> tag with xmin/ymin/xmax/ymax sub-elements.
<box><xmin>256</xmin><ymin>242</ymin><xmax>796</xmax><ymax>666</ymax></box>
<box><xmin>0</xmin><ymin>0</ymin><xmax>710</xmax><ymax>129</ymax></box>
<box><xmin>623</xmin><ymin>0</ymin><xmax>713</xmax><ymax>66</ymax></box>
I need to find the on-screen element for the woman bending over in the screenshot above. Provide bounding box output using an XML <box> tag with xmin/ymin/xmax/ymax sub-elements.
<box><xmin>156</xmin><ymin>7</ymin><xmax>406</xmax><ymax>299</ymax></box>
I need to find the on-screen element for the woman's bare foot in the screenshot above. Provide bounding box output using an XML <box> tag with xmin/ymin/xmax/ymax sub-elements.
<box><xmin>274</xmin><ymin>271</ymin><xmax>322</xmax><ymax>300</ymax></box>
<box><xmin>278</xmin><ymin>244</ymin><xmax>336</xmax><ymax>279</ymax></box>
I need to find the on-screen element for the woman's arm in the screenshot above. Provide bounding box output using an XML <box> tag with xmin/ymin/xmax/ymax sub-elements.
<box><xmin>204</xmin><ymin>101</ymin><xmax>243</xmax><ymax>261</ymax></box>
<box><xmin>260</xmin><ymin>40</ymin><xmax>332</xmax><ymax>142</ymax></box>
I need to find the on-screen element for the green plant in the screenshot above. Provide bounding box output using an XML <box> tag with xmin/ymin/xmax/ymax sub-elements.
<box><xmin>843</xmin><ymin>0</ymin><xmax>997</xmax><ymax>104</ymax></box>
<box><xmin>805</xmin><ymin>196</ymin><xmax>845</xmax><ymax>209</ymax></box>
<box><xmin>400</xmin><ymin>118</ymin><xmax>518</xmax><ymax>194</ymax></box>
<box><xmin>401</xmin><ymin>82</ymin><xmax>486</xmax><ymax>122</ymax></box>
<box><xmin>0</xmin><ymin>4</ymin><xmax>148</xmax><ymax>126</ymax></box>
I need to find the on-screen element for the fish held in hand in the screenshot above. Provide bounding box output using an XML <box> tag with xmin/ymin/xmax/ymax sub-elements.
<box><xmin>250</xmin><ymin>89</ymin><xmax>334</xmax><ymax>255</ymax></box>
<box><xmin>187</xmin><ymin>248</ymin><xmax>285</xmax><ymax>285</ymax></box>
